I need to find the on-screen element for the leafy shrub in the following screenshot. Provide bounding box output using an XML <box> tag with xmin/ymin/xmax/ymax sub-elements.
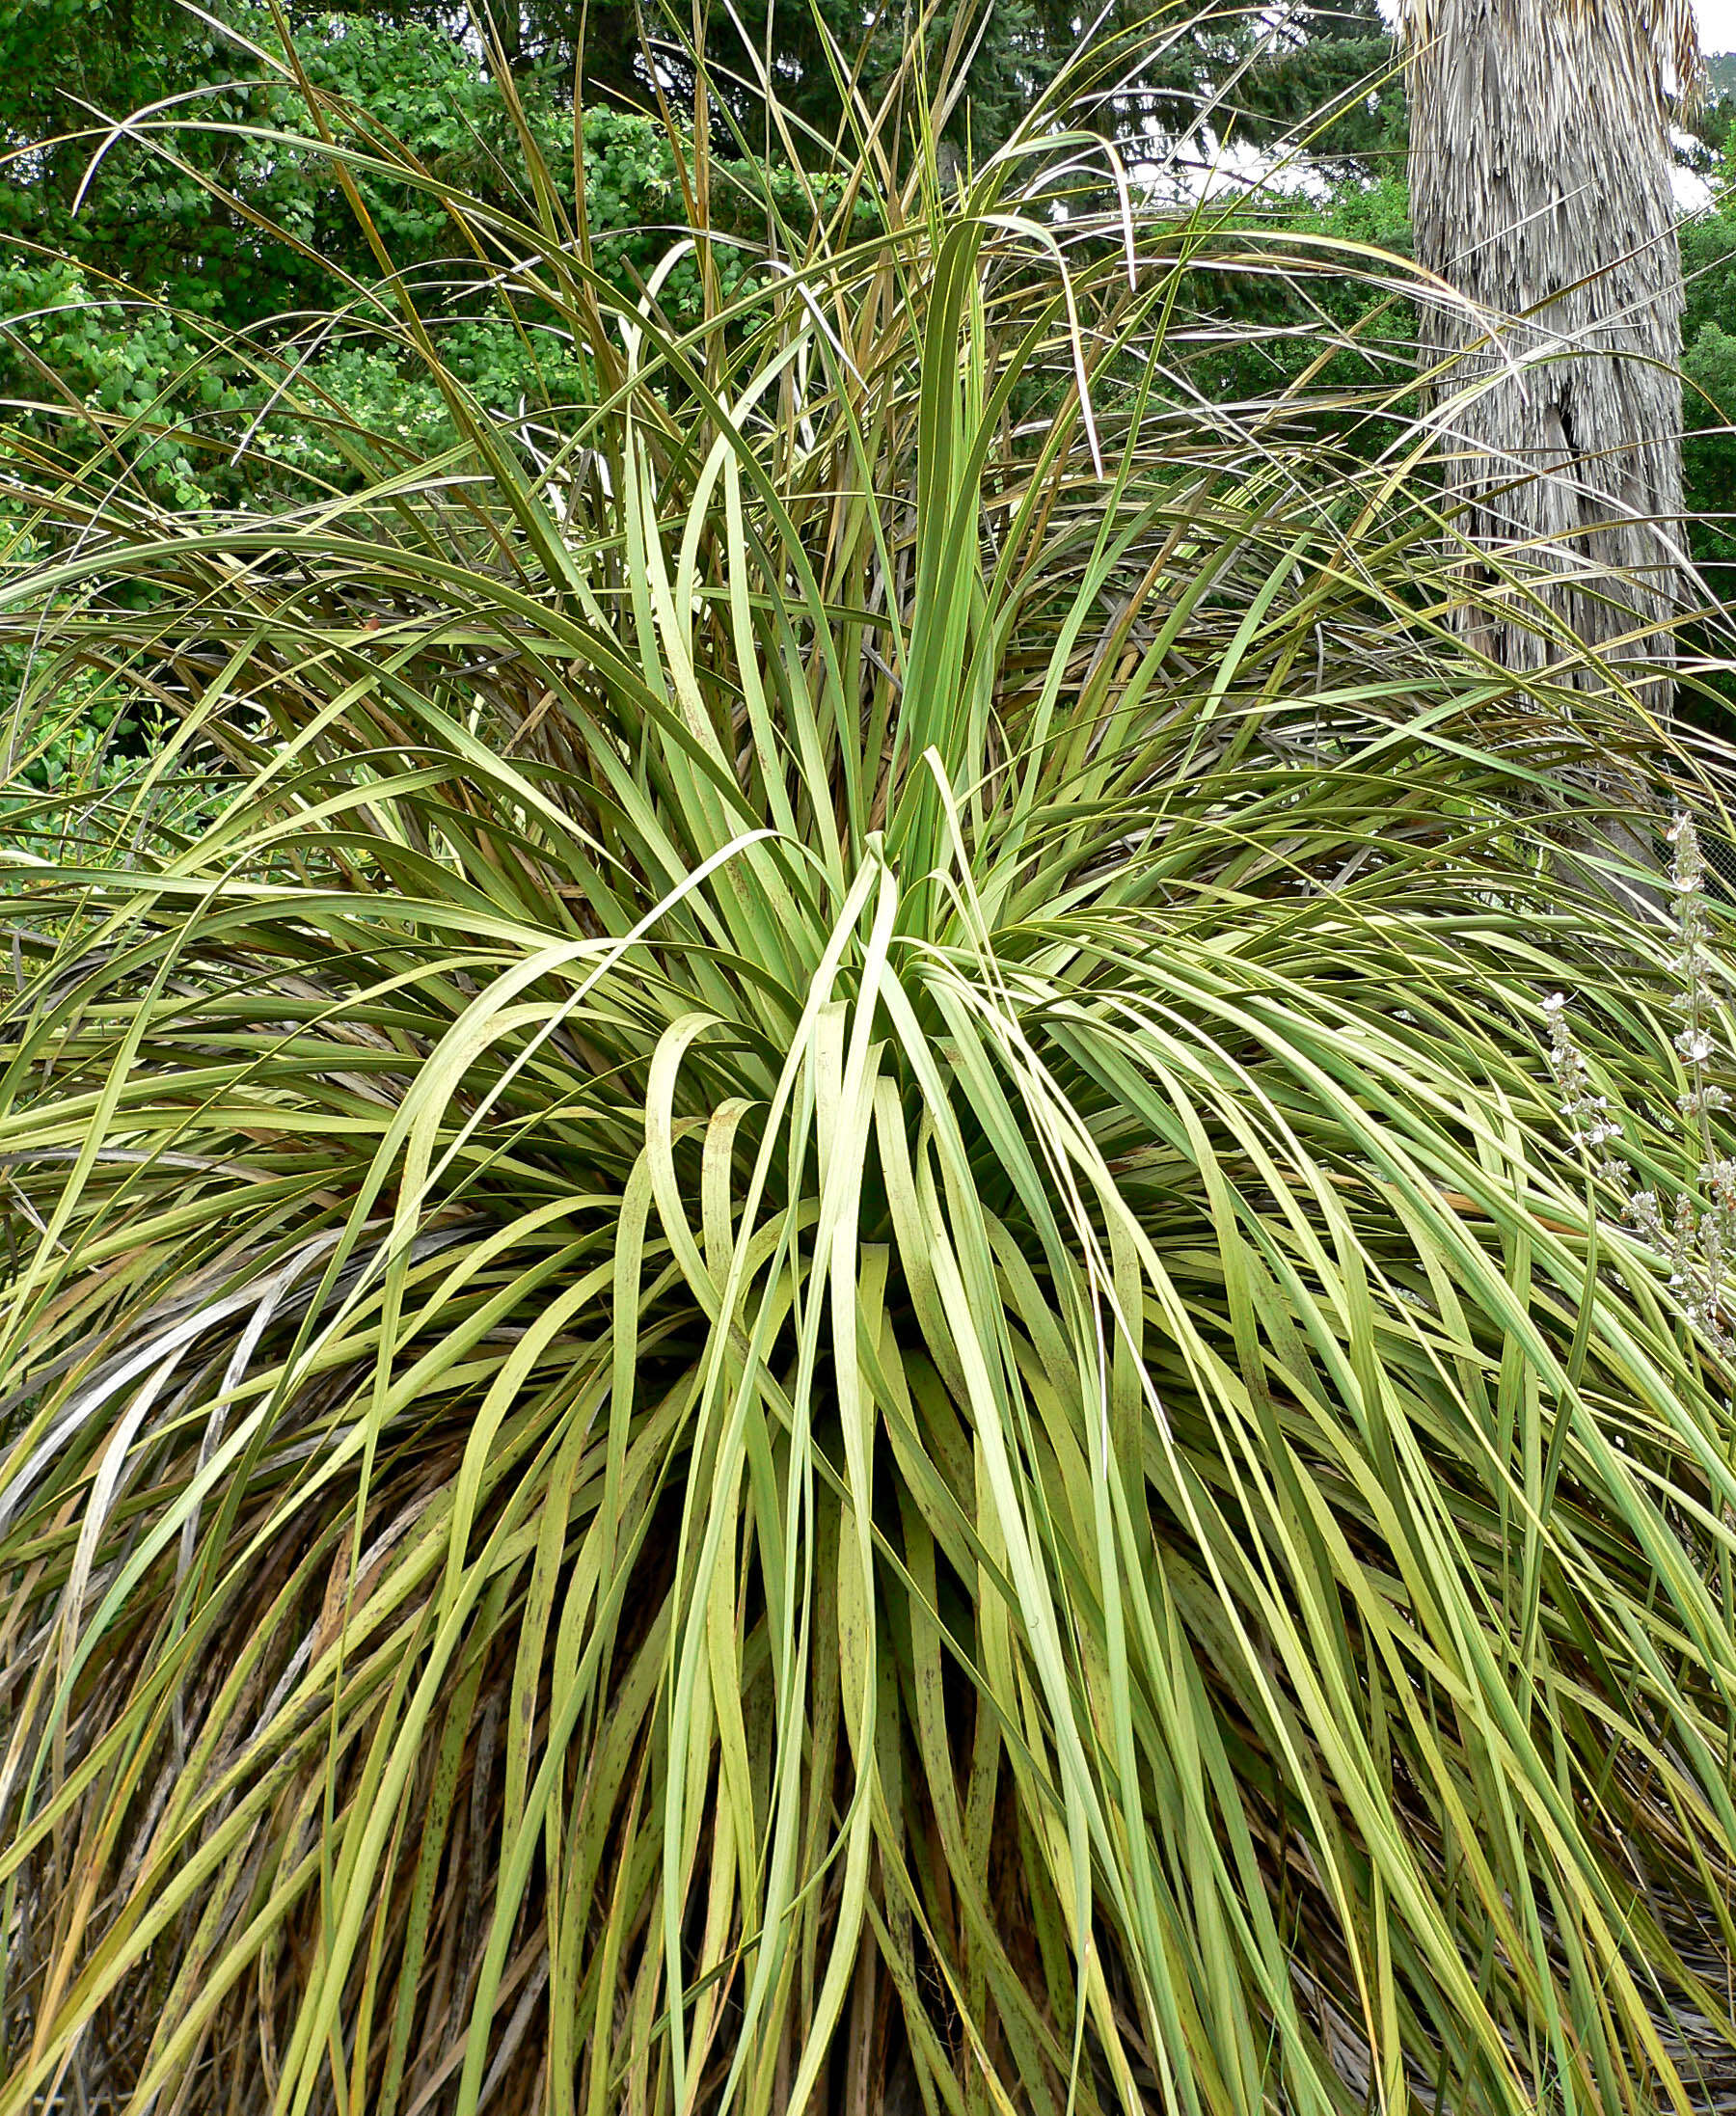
<box><xmin>4</xmin><ymin>33</ymin><xmax>1736</xmax><ymax>2116</ymax></box>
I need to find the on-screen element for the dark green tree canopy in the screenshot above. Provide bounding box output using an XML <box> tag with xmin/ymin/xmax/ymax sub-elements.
<box><xmin>0</xmin><ymin>0</ymin><xmax>1413</xmax><ymax>331</ymax></box>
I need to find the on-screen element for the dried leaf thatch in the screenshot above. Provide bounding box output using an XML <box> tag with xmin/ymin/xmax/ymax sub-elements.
<box><xmin>1402</xmin><ymin>0</ymin><xmax>1702</xmax><ymax>690</ymax></box>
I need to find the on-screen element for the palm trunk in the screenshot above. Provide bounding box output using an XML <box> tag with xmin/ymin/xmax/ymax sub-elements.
<box><xmin>1403</xmin><ymin>0</ymin><xmax>1699</xmax><ymax>702</ymax></box>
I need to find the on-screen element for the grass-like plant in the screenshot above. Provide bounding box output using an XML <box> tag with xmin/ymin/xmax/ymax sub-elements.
<box><xmin>5</xmin><ymin>13</ymin><xmax>1736</xmax><ymax>2112</ymax></box>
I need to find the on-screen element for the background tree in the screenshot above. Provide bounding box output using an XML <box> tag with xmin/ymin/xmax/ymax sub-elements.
<box><xmin>1401</xmin><ymin>0</ymin><xmax>1704</xmax><ymax>686</ymax></box>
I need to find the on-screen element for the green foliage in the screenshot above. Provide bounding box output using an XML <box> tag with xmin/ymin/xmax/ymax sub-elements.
<box><xmin>5</xmin><ymin>32</ymin><xmax>1736</xmax><ymax>2116</ymax></box>
<box><xmin>0</xmin><ymin>707</ymin><xmax>219</xmax><ymax>865</ymax></box>
<box><xmin>1684</xmin><ymin>318</ymin><xmax>1736</xmax><ymax>568</ymax></box>
<box><xmin>1</xmin><ymin>7</ymin><xmax>592</xmax><ymax>504</ymax></box>
<box><xmin>1184</xmin><ymin>163</ymin><xmax>1736</xmax><ymax>611</ymax></box>
<box><xmin>0</xmin><ymin>3</ymin><xmax>518</xmax><ymax>322</ymax></box>
<box><xmin>1</xmin><ymin>251</ymin><xmax>602</xmax><ymax>505</ymax></box>
<box><xmin>1231</xmin><ymin>0</ymin><xmax>1406</xmax><ymax>174</ymax></box>
<box><xmin>1180</xmin><ymin>173</ymin><xmax>1415</xmax><ymax>418</ymax></box>
<box><xmin>513</xmin><ymin>0</ymin><xmax>1158</xmax><ymax>152</ymax></box>
<box><xmin>1</xmin><ymin>9</ymin><xmax>891</xmax><ymax>509</ymax></box>
<box><xmin>1680</xmin><ymin>199</ymin><xmax>1736</xmax><ymax>582</ymax></box>
<box><xmin>11</xmin><ymin>680</ymin><xmax>138</xmax><ymax>791</ymax></box>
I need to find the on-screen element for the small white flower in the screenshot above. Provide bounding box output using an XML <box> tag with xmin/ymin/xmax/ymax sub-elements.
<box><xmin>1537</xmin><ymin>828</ymin><xmax>1736</xmax><ymax>1349</ymax></box>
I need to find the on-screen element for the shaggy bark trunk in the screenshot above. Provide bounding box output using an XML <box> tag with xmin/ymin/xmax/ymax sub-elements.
<box><xmin>1404</xmin><ymin>0</ymin><xmax>1695</xmax><ymax>703</ymax></box>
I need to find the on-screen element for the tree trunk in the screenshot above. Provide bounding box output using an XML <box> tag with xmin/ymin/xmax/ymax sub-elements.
<box><xmin>1403</xmin><ymin>0</ymin><xmax>1699</xmax><ymax>701</ymax></box>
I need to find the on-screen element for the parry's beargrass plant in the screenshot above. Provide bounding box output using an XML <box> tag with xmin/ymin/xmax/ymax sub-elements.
<box><xmin>6</xmin><ymin>10</ymin><xmax>1736</xmax><ymax>2112</ymax></box>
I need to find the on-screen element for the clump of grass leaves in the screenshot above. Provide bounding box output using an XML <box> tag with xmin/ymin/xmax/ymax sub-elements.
<box><xmin>5</xmin><ymin>8</ymin><xmax>1736</xmax><ymax>2113</ymax></box>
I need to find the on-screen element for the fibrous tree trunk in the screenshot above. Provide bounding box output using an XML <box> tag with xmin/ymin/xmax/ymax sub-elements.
<box><xmin>1403</xmin><ymin>0</ymin><xmax>1700</xmax><ymax>697</ymax></box>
